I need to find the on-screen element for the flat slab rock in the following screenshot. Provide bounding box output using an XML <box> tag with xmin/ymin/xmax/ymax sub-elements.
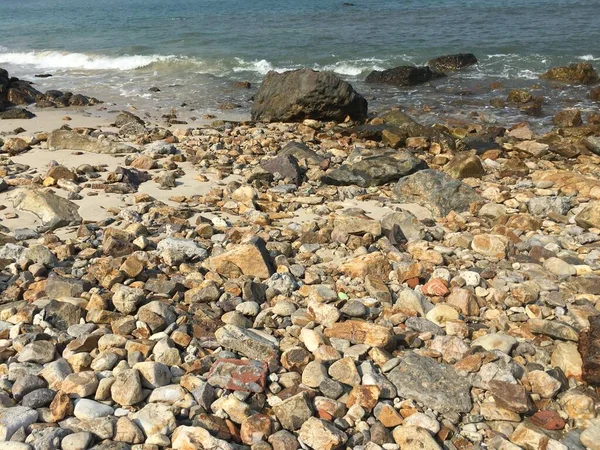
<box><xmin>387</xmin><ymin>352</ymin><xmax>472</xmax><ymax>414</ymax></box>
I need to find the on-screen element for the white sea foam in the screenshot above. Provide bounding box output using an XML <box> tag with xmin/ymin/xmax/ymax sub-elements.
<box><xmin>0</xmin><ymin>50</ymin><xmax>177</xmax><ymax>70</ymax></box>
<box><xmin>579</xmin><ymin>54</ymin><xmax>599</xmax><ymax>61</ymax></box>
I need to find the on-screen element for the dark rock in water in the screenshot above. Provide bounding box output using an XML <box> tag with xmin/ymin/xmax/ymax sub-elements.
<box><xmin>540</xmin><ymin>62</ymin><xmax>599</xmax><ymax>85</ymax></box>
<box><xmin>578</xmin><ymin>315</ymin><xmax>600</xmax><ymax>385</ymax></box>
<box><xmin>0</xmin><ymin>108</ymin><xmax>36</xmax><ymax>120</ymax></box>
<box><xmin>280</xmin><ymin>141</ymin><xmax>324</xmax><ymax>165</ymax></box>
<box><xmin>148</xmin><ymin>86</ymin><xmax>161</xmax><ymax>92</ymax></box>
<box><xmin>553</xmin><ymin>109</ymin><xmax>583</xmax><ymax>127</ymax></box>
<box><xmin>260</xmin><ymin>154</ymin><xmax>303</xmax><ymax>185</ymax></box>
<box><xmin>7</xmin><ymin>87</ymin><xmax>38</xmax><ymax>105</ymax></box>
<box><xmin>507</xmin><ymin>89</ymin><xmax>533</xmax><ymax>103</ymax></box>
<box><xmin>233</xmin><ymin>81</ymin><xmax>251</xmax><ymax>89</ymax></box>
<box><xmin>428</xmin><ymin>53</ymin><xmax>478</xmax><ymax>72</ymax></box>
<box><xmin>393</xmin><ymin>169</ymin><xmax>483</xmax><ymax>216</ymax></box>
<box><xmin>322</xmin><ymin>150</ymin><xmax>426</xmax><ymax>187</ymax></box>
<box><xmin>34</xmin><ymin>74</ymin><xmax>53</xmax><ymax>78</ymax></box>
<box><xmin>251</xmin><ymin>68</ymin><xmax>368</xmax><ymax>123</ymax></box>
<box><xmin>365</xmin><ymin>65</ymin><xmax>443</xmax><ymax>86</ymax></box>
<box><xmin>387</xmin><ymin>352</ymin><xmax>472</xmax><ymax>413</ymax></box>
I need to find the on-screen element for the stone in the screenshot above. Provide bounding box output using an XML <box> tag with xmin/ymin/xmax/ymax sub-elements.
<box><xmin>575</xmin><ymin>202</ymin><xmax>600</xmax><ymax>229</ymax></box>
<box><xmin>114</xmin><ymin>416</ymin><xmax>144</xmax><ymax>444</ymax></box>
<box><xmin>366</xmin><ymin>66</ymin><xmax>438</xmax><ymax>86</ymax></box>
<box><xmin>527</xmin><ymin>371</ymin><xmax>561</xmax><ymax>399</ymax></box>
<box><xmin>112</xmin><ymin>285</ymin><xmax>144</xmax><ymax>314</ymax></box>
<box><xmin>131</xmin><ymin>403</ymin><xmax>177</xmax><ymax>437</ymax></box>
<box><xmin>45</xmin><ymin>273</ymin><xmax>87</xmax><ymax>299</ymax></box>
<box><xmin>74</xmin><ymin>399</ymin><xmax>115</xmax><ymax>420</ymax></box>
<box><xmin>215</xmin><ymin>325</ymin><xmax>279</xmax><ymax>366</ymax></box>
<box><xmin>48</xmin><ymin>129</ymin><xmax>137</xmax><ymax>154</ymax></box>
<box><xmin>240</xmin><ymin>414</ymin><xmax>272</xmax><ymax>445</ymax></box>
<box><xmin>207</xmin><ymin>358</ymin><xmax>268</xmax><ymax>392</ymax></box>
<box><xmin>329</xmin><ymin>357</ymin><xmax>361</xmax><ymax>386</ymax></box>
<box><xmin>0</xmin><ymin>108</ymin><xmax>35</xmax><ymax>120</ymax></box>
<box><xmin>510</xmin><ymin>422</ymin><xmax>550</xmax><ymax>449</ymax></box>
<box><xmin>61</xmin><ymin>432</ymin><xmax>93</xmax><ymax>450</ymax></box>
<box><xmin>346</xmin><ymin>385</ymin><xmax>381</xmax><ymax>411</ymax></box>
<box><xmin>444</xmin><ymin>151</ymin><xmax>485</xmax><ymax>179</ymax></box>
<box><xmin>488</xmin><ymin>380</ymin><xmax>535</xmax><ymax>414</ymax></box>
<box><xmin>425</xmin><ymin>304</ymin><xmax>459</xmax><ymax>326</ymax></box>
<box><xmin>540</xmin><ymin>62</ymin><xmax>599</xmax><ymax>84</ymax></box>
<box><xmin>578</xmin><ymin>315</ymin><xmax>600</xmax><ymax>385</ymax></box>
<box><xmin>0</xmin><ymin>406</ymin><xmax>38</xmax><ymax>440</ymax></box>
<box><xmin>133</xmin><ymin>361</ymin><xmax>172</xmax><ymax>388</ymax></box>
<box><xmin>272</xmin><ymin>392</ymin><xmax>313</xmax><ymax>431</ymax></box>
<box><xmin>111</xmin><ymin>369</ymin><xmax>144</xmax><ymax>406</ymax></box>
<box><xmin>393</xmin><ymin>169</ymin><xmax>482</xmax><ymax>217</ymax></box>
<box><xmin>209</xmin><ymin>237</ymin><xmax>273</xmax><ymax>279</ymax></box>
<box><xmin>428</xmin><ymin>53</ymin><xmax>478</xmax><ymax>72</ymax></box>
<box><xmin>580</xmin><ymin>425</ymin><xmax>600</xmax><ymax>450</ymax></box>
<box><xmin>172</xmin><ymin>426</ymin><xmax>235</xmax><ymax>450</ymax></box>
<box><xmin>324</xmin><ymin>320</ymin><xmax>392</xmax><ymax>347</ymax></box>
<box><xmin>392</xmin><ymin>425</ymin><xmax>442</xmax><ymax>450</ymax></box>
<box><xmin>322</xmin><ymin>153</ymin><xmax>426</xmax><ymax>187</ymax></box>
<box><xmin>21</xmin><ymin>388</ymin><xmax>55</xmax><ymax>408</ymax></box>
<box><xmin>261</xmin><ymin>154</ymin><xmax>303</xmax><ymax>185</ymax></box>
<box><xmin>62</xmin><ymin>371</ymin><xmax>98</xmax><ymax>398</ymax></box>
<box><xmin>472</xmin><ymin>333</ymin><xmax>516</xmax><ymax>354</ymax></box>
<box><xmin>251</xmin><ymin>69</ymin><xmax>367</xmax><ymax>122</ymax></box>
<box><xmin>298</xmin><ymin>417</ymin><xmax>348</xmax><ymax>450</ymax></box>
<box><xmin>551</xmin><ymin>342</ymin><xmax>582</xmax><ymax>379</ymax></box>
<box><xmin>553</xmin><ymin>108</ymin><xmax>583</xmax><ymax>127</ymax></box>
<box><xmin>387</xmin><ymin>352</ymin><xmax>472</xmax><ymax>413</ymax></box>
<box><xmin>18</xmin><ymin>340</ymin><xmax>55</xmax><ymax>364</ymax></box>
<box><xmin>8</xmin><ymin>188</ymin><xmax>82</xmax><ymax>231</ymax></box>
<box><xmin>471</xmin><ymin>234</ymin><xmax>507</xmax><ymax>258</ymax></box>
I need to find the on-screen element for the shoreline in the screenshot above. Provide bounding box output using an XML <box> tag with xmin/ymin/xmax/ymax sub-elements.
<box><xmin>1</xmin><ymin>61</ymin><xmax>600</xmax><ymax>450</ymax></box>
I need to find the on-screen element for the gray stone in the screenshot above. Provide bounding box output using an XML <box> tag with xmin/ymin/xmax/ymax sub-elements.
<box><xmin>387</xmin><ymin>352</ymin><xmax>472</xmax><ymax>413</ymax></box>
<box><xmin>8</xmin><ymin>188</ymin><xmax>82</xmax><ymax>231</ymax></box>
<box><xmin>48</xmin><ymin>130</ymin><xmax>137</xmax><ymax>154</ymax></box>
<box><xmin>0</xmin><ymin>406</ymin><xmax>38</xmax><ymax>440</ymax></box>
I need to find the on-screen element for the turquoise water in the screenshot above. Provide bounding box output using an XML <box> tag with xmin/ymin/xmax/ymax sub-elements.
<box><xmin>1</xmin><ymin>0</ymin><xmax>599</xmax><ymax>122</ymax></box>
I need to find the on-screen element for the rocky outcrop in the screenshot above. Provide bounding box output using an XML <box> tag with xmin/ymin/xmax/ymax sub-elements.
<box><xmin>8</xmin><ymin>188</ymin><xmax>82</xmax><ymax>231</ymax></box>
<box><xmin>366</xmin><ymin>65</ymin><xmax>443</xmax><ymax>86</ymax></box>
<box><xmin>428</xmin><ymin>53</ymin><xmax>478</xmax><ymax>72</ymax></box>
<box><xmin>540</xmin><ymin>62</ymin><xmax>599</xmax><ymax>85</ymax></box>
<box><xmin>251</xmin><ymin>69</ymin><xmax>368</xmax><ymax>123</ymax></box>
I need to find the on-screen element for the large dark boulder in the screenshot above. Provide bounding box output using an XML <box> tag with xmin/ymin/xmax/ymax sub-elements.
<box><xmin>428</xmin><ymin>53</ymin><xmax>478</xmax><ymax>72</ymax></box>
<box><xmin>365</xmin><ymin>66</ymin><xmax>443</xmax><ymax>86</ymax></box>
<box><xmin>0</xmin><ymin>108</ymin><xmax>36</xmax><ymax>120</ymax></box>
<box><xmin>540</xmin><ymin>62</ymin><xmax>599</xmax><ymax>85</ymax></box>
<box><xmin>393</xmin><ymin>169</ymin><xmax>483</xmax><ymax>216</ymax></box>
<box><xmin>251</xmin><ymin>69</ymin><xmax>367</xmax><ymax>123</ymax></box>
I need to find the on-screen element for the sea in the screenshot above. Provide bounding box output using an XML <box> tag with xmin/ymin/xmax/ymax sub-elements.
<box><xmin>1</xmin><ymin>0</ymin><xmax>599</xmax><ymax>127</ymax></box>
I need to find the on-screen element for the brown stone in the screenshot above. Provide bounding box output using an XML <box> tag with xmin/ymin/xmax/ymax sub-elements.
<box><xmin>346</xmin><ymin>385</ymin><xmax>381</xmax><ymax>412</ymax></box>
<box><xmin>240</xmin><ymin>414</ymin><xmax>272</xmax><ymax>445</ymax></box>
<box><xmin>488</xmin><ymin>380</ymin><xmax>535</xmax><ymax>414</ymax></box>
<box><xmin>530</xmin><ymin>410</ymin><xmax>566</xmax><ymax>430</ymax></box>
<box><xmin>324</xmin><ymin>320</ymin><xmax>392</xmax><ymax>347</ymax></box>
<box><xmin>207</xmin><ymin>358</ymin><xmax>268</xmax><ymax>393</ymax></box>
<box><xmin>578</xmin><ymin>315</ymin><xmax>600</xmax><ymax>385</ymax></box>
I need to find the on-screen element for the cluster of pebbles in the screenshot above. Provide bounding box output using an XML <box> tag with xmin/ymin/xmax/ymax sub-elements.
<box><xmin>0</xmin><ymin>63</ymin><xmax>600</xmax><ymax>450</ymax></box>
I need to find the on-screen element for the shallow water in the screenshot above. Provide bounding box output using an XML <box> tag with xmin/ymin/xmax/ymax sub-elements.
<box><xmin>1</xmin><ymin>0</ymin><xmax>599</xmax><ymax>125</ymax></box>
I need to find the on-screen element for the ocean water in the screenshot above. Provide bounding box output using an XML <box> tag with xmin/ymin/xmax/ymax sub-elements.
<box><xmin>1</xmin><ymin>0</ymin><xmax>599</xmax><ymax>124</ymax></box>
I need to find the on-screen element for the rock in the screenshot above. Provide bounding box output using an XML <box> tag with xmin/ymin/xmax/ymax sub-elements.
<box><xmin>8</xmin><ymin>188</ymin><xmax>82</xmax><ymax>231</ymax></box>
<box><xmin>208</xmin><ymin>237</ymin><xmax>273</xmax><ymax>279</ymax></box>
<box><xmin>240</xmin><ymin>414</ymin><xmax>271</xmax><ymax>445</ymax></box>
<box><xmin>207</xmin><ymin>358</ymin><xmax>268</xmax><ymax>393</ymax></box>
<box><xmin>575</xmin><ymin>202</ymin><xmax>600</xmax><ymax>229</ymax></box>
<box><xmin>578</xmin><ymin>315</ymin><xmax>600</xmax><ymax>385</ymax></box>
<box><xmin>366</xmin><ymin>66</ymin><xmax>439</xmax><ymax>86</ymax></box>
<box><xmin>61</xmin><ymin>432</ymin><xmax>93</xmax><ymax>450</ymax></box>
<box><xmin>172</xmin><ymin>426</ymin><xmax>235</xmax><ymax>450</ymax></box>
<box><xmin>553</xmin><ymin>108</ymin><xmax>583</xmax><ymax>127</ymax></box>
<box><xmin>322</xmin><ymin>152</ymin><xmax>426</xmax><ymax>187</ymax></box>
<box><xmin>428</xmin><ymin>53</ymin><xmax>478</xmax><ymax>72</ymax></box>
<box><xmin>471</xmin><ymin>234</ymin><xmax>507</xmax><ymax>258</ymax></box>
<box><xmin>133</xmin><ymin>361</ymin><xmax>171</xmax><ymax>388</ymax></box>
<box><xmin>0</xmin><ymin>406</ymin><xmax>38</xmax><ymax>440</ymax></box>
<box><xmin>393</xmin><ymin>169</ymin><xmax>482</xmax><ymax>217</ymax></box>
<box><xmin>261</xmin><ymin>154</ymin><xmax>303</xmax><ymax>185</ymax></box>
<box><xmin>2</xmin><ymin>137</ymin><xmax>30</xmax><ymax>154</ymax></box>
<box><xmin>74</xmin><ymin>399</ymin><xmax>115</xmax><ymax>420</ymax></box>
<box><xmin>272</xmin><ymin>392</ymin><xmax>313</xmax><ymax>431</ymax></box>
<box><xmin>510</xmin><ymin>421</ymin><xmax>550</xmax><ymax>449</ymax></box>
<box><xmin>387</xmin><ymin>352</ymin><xmax>472</xmax><ymax>413</ymax></box>
<box><xmin>324</xmin><ymin>320</ymin><xmax>392</xmax><ymax>347</ymax></box>
<box><xmin>48</xmin><ymin>130</ymin><xmax>137</xmax><ymax>154</ymax></box>
<box><xmin>21</xmin><ymin>388</ymin><xmax>55</xmax><ymax>408</ymax></box>
<box><xmin>280</xmin><ymin>141</ymin><xmax>324</xmax><ymax>165</ymax></box>
<box><xmin>425</xmin><ymin>304</ymin><xmax>459</xmax><ymax>326</ymax></box>
<box><xmin>527</xmin><ymin>371</ymin><xmax>562</xmax><ymax>399</ymax></box>
<box><xmin>0</xmin><ymin>108</ymin><xmax>35</xmax><ymax>120</ymax></box>
<box><xmin>551</xmin><ymin>342</ymin><xmax>582</xmax><ymax>379</ymax></box>
<box><xmin>540</xmin><ymin>62</ymin><xmax>599</xmax><ymax>84</ymax></box>
<box><xmin>444</xmin><ymin>151</ymin><xmax>485</xmax><ymax>179</ymax></box>
<box><xmin>580</xmin><ymin>425</ymin><xmax>600</xmax><ymax>450</ymax></box>
<box><xmin>298</xmin><ymin>417</ymin><xmax>347</xmax><ymax>450</ymax></box>
<box><xmin>112</xmin><ymin>285</ymin><xmax>144</xmax><ymax>314</ymax></box>
<box><xmin>585</xmin><ymin>136</ymin><xmax>600</xmax><ymax>155</ymax></box>
<box><xmin>392</xmin><ymin>425</ymin><xmax>442</xmax><ymax>450</ymax></box>
<box><xmin>488</xmin><ymin>380</ymin><xmax>535</xmax><ymax>413</ymax></box>
<box><xmin>251</xmin><ymin>69</ymin><xmax>367</xmax><ymax>122</ymax></box>
<box><xmin>18</xmin><ymin>340</ymin><xmax>55</xmax><ymax>363</ymax></box>
<box><xmin>111</xmin><ymin>369</ymin><xmax>144</xmax><ymax>406</ymax></box>
<box><xmin>215</xmin><ymin>325</ymin><xmax>279</xmax><ymax>365</ymax></box>
<box><xmin>45</xmin><ymin>273</ymin><xmax>88</xmax><ymax>299</ymax></box>
<box><xmin>131</xmin><ymin>403</ymin><xmax>177</xmax><ymax>437</ymax></box>
<box><xmin>472</xmin><ymin>333</ymin><xmax>517</xmax><ymax>354</ymax></box>
<box><xmin>157</xmin><ymin>238</ymin><xmax>208</xmax><ymax>261</ymax></box>
<box><xmin>62</xmin><ymin>371</ymin><xmax>98</xmax><ymax>398</ymax></box>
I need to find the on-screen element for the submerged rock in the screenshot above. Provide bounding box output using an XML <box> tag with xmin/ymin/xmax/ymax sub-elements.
<box><xmin>540</xmin><ymin>62</ymin><xmax>599</xmax><ymax>84</ymax></box>
<box><xmin>366</xmin><ymin>65</ymin><xmax>442</xmax><ymax>86</ymax></box>
<box><xmin>428</xmin><ymin>53</ymin><xmax>478</xmax><ymax>72</ymax></box>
